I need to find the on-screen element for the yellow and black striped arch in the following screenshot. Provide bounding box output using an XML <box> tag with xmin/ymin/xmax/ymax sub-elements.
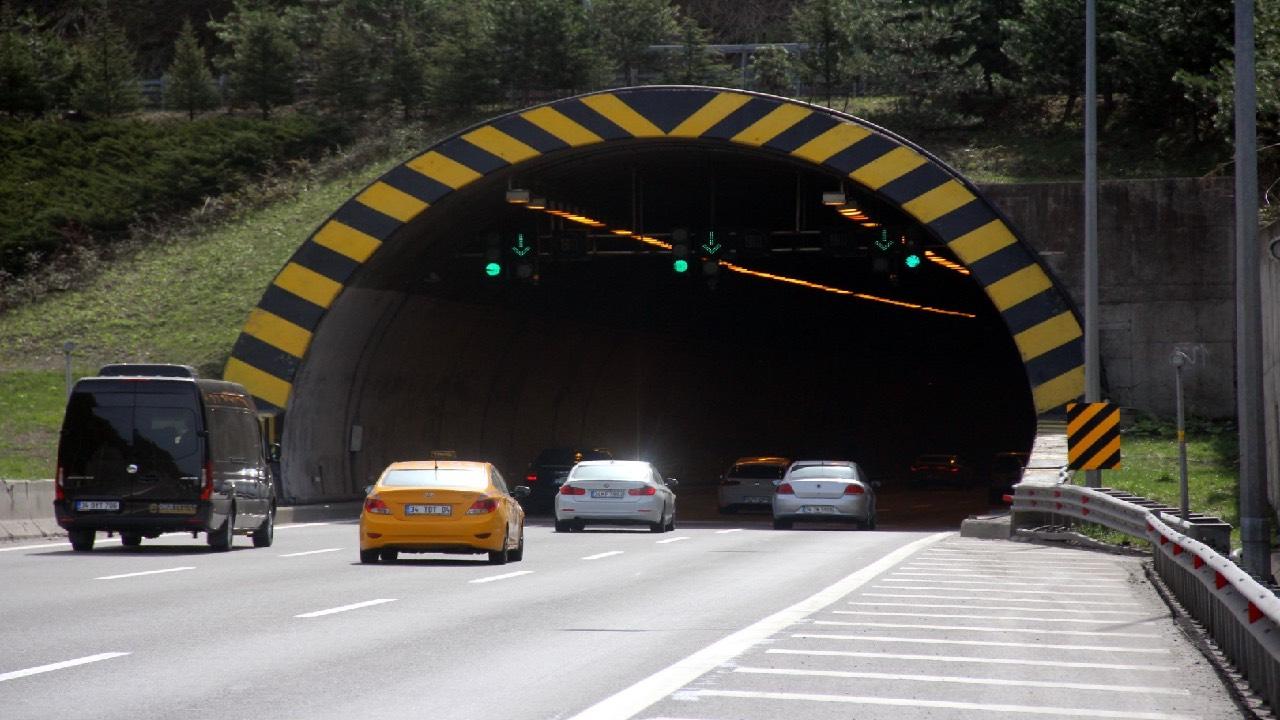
<box><xmin>225</xmin><ymin>86</ymin><xmax>1085</xmax><ymax>416</ymax></box>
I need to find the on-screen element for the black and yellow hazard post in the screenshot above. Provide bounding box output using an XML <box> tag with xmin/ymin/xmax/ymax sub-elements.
<box><xmin>1066</xmin><ymin>401</ymin><xmax>1121</xmax><ymax>470</ymax></box>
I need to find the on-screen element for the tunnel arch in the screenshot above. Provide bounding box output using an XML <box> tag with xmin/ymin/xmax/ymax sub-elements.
<box><xmin>225</xmin><ymin>86</ymin><xmax>1085</xmax><ymax>500</ymax></box>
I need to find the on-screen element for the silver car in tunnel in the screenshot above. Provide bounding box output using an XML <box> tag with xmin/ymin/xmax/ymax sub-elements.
<box><xmin>772</xmin><ymin>460</ymin><xmax>876</xmax><ymax>530</ymax></box>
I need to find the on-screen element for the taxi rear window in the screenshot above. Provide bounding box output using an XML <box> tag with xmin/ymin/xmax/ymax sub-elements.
<box><xmin>381</xmin><ymin>468</ymin><xmax>487</xmax><ymax>490</ymax></box>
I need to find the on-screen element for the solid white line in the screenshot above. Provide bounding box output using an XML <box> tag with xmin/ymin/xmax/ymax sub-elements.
<box><xmin>562</xmin><ymin>531</ymin><xmax>952</xmax><ymax>720</ymax></box>
<box><xmin>295</xmin><ymin>598</ymin><xmax>396</xmax><ymax>618</ymax></box>
<box><xmin>863</xmin><ymin>592</ymin><xmax>1140</xmax><ymax>605</ymax></box>
<box><xmin>886</xmin><ymin>575</ymin><xmax>1127</xmax><ymax>587</ymax></box>
<box><xmin>0</xmin><ymin>542</ymin><xmax>74</xmax><ymax>552</ymax></box>
<box><xmin>793</xmin><ymin>633</ymin><xmax>1169</xmax><ymax>653</ymax></box>
<box><xmin>683</xmin><ymin>689</ymin><xmax>1196</xmax><ymax>718</ymax></box>
<box><xmin>656</xmin><ymin>537</ymin><xmax>690</xmax><ymax>544</ymax></box>
<box><xmin>95</xmin><ymin>566</ymin><xmax>195</xmax><ymax>581</ymax></box>
<box><xmin>732</xmin><ymin>666</ymin><xmax>1189</xmax><ymax>695</ymax></box>
<box><xmin>0</xmin><ymin>653</ymin><xmax>131</xmax><ymax>683</ymax></box>
<box><xmin>766</xmin><ymin>648</ymin><xmax>1177</xmax><ymax>671</ymax></box>
<box><xmin>871</xmin><ymin>585</ymin><xmax>1130</xmax><ymax>598</ymax></box>
<box><xmin>279</xmin><ymin>548</ymin><xmax>342</xmax><ymax>557</ymax></box>
<box><xmin>469</xmin><ymin>570</ymin><xmax>533</xmax><ymax>584</ymax></box>
<box><xmin>714</xmin><ymin>528</ymin><xmax>743</xmax><ymax>534</ymax></box>
<box><xmin>832</xmin><ymin>610</ymin><xmax>1157</xmax><ymax>625</ymax></box>
<box><xmin>582</xmin><ymin>551</ymin><xmax>624</xmax><ymax>561</ymax></box>
<box><xmin>812</xmin><ymin>620</ymin><xmax>1159</xmax><ymax>638</ymax></box>
<box><xmin>848</xmin><ymin>600</ymin><xmax>1146</xmax><ymax>614</ymax></box>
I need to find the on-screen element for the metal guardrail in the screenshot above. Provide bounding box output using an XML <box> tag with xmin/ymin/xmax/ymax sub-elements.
<box><xmin>1012</xmin><ymin>483</ymin><xmax>1280</xmax><ymax>711</ymax></box>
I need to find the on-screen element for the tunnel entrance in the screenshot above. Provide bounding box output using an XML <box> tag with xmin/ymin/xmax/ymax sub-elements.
<box><xmin>226</xmin><ymin>86</ymin><xmax>1084</xmax><ymax>511</ymax></box>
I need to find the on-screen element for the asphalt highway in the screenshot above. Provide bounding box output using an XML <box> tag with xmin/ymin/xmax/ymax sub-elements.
<box><xmin>0</xmin><ymin>511</ymin><xmax>1241</xmax><ymax>720</ymax></box>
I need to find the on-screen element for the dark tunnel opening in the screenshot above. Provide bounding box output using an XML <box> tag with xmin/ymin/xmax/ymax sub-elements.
<box><xmin>281</xmin><ymin>140</ymin><xmax>1036</xmax><ymax>522</ymax></box>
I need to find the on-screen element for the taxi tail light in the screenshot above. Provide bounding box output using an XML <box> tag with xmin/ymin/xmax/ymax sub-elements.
<box><xmin>844</xmin><ymin>484</ymin><xmax>865</xmax><ymax>495</ymax></box>
<box><xmin>628</xmin><ymin>487</ymin><xmax>657</xmax><ymax>496</ymax></box>
<box><xmin>364</xmin><ymin>496</ymin><xmax>391</xmax><ymax>515</ymax></box>
<box><xmin>467</xmin><ymin>498</ymin><xmax>498</xmax><ymax>515</ymax></box>
<box><xmin>200</xmin><ymin>461</ymin><xmax>213</xmax><ymax>501</ymax></box>
<box><xmin>559</xmin><ymin>484</ymin><xmax>586</xmax><ymax>496</ymax></box>
<box><xmin>776</xmin><ymin>483</ymin><xmax>795</xmax><ymax>495</ymax></box>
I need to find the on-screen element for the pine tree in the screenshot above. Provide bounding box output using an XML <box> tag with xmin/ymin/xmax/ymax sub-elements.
<box><xmin>0</xmin><ymin>16</ymin><xmax>44</xmax><ymax>116</ymax></box>
<box><xmin>164</xmin><ymin>19</ymin><xmax>219</xmax><ymax>119</ymax></box>
<box><xmin>71</xmin><ymin>7</ymin><xmax>141</xmax><ymax>117</ymax></box>
<box><xmin>662</xmin><ymin>13</ymin><xmax>734</xmax><ymax>86</ymax></box>
<box><xmin>216</xmin><ymin>2</ymin><xmax>298</xmax><ymax>119</ymax></box>
<box><xmin>790</xmin><ymin>0</ymin><xmax>858</xmax><ymax>106</ymax></box>
<box><xmin>750</xmin><ymin>45</ymin><xmax>794</xmax><ymax>96</ymax></box>
<box><xmin>384</xmin><ymin>18</ymin><xmax>426</xmax><ymax>120</ymax></box>
<box><xmin>592</xmin><ymin>0</ymin><xmax>679</xmax><ymax>86</ymax></box>
<box><xmin>313</xmin><ymin>5</ymin><xmax>373</xmax><ymax>117</ymax></box>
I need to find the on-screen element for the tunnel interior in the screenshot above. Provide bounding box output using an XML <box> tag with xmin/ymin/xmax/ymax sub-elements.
<box><xmin>281</xmin><ymin>139</ymin><xmax>1036</xmax><ymax>510</ymax></box>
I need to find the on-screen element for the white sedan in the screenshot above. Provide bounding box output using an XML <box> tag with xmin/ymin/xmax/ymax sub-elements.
<box><xmin>554</xmin><ymin>460</ymin><xmax>677</xmax><ymax>533</ymax></box>
<box><xmin>772</xmin><ymin>460</ymin><xmax>877</xmax><ymax>530</ymax></box>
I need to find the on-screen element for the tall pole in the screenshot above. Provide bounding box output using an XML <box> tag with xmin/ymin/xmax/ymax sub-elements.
<box><xmin>1235</xmin><ymin>0</ymin><xmax>1270</xmax><ymax>579</ymax></box>
<box><xmin>1083</xmin><ymin>0</ymin><xmax>1101</xmax><ymax>488</ymax></box>
<box><xmin>1171</xmin><ymin>351</ymin><xmax>1190</xmax><ymax>522</ymax></box>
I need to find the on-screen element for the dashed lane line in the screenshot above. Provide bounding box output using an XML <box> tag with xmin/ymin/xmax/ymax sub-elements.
<box><xmin>295</xmin><ymin>599</ymin><xmax>397</xmax><ymax>618</ymax></box>
<box><xmin>714</xmin><ymin>529</ymin><xmax>743</xmax><ymax>534</ymax></box>
<box><xmin>95</xmin><ymin>566</ymin><xmax>195</xmax><ymax>581</ymax></box>
<box><xmin>279</xmin><ymin>548</ymin><xmax>342</xmax><ymax>558</ymax></box>
<box><xmin>582</xmin><ymin>551</ymin><xmax>624</xmax><ymax>561</ymax></box>
<box><xmin>469</xmin><ymin>571</ymin><xmax>534</xmax><ymax>584</ymax></box>
<box><xmin>0</xmin><ymin>653</ymin><xmax>131</xmax><ymax>683</ymax></box>
<box><xmin>656</xmin><ymin>537</ymin><xmax>690</xmax><ymax>544</ymax></box>
<box><xmin>792</xmin><ymin>633</ymin><xmax>1170</xmax><ymax>654</ymax></box>
<box><xmin>732</xmin><ymin>666</ymin><xmax>1190</xmax><ymax>695</ymax></box>
<box><xmin>766</xmin><ymin>648</ymin><xmax>1177</xmax><ymax>671</ymax></box>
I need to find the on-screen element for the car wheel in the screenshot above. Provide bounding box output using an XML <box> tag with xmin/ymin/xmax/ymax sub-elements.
<box><xmin>554</xmin><ymin>520</ymin><xmax>570</xmax><ymax>533</ymax></box>
<box><xmin>510</xmin><ymin>527</ymin><xmax>525</xmax><ymax>562</ymax></box>
<box><xmin>665</xmin><ymin>513</ymin><xmax>676</xmax><ymax>532</ymax></box>
<box><xmin>381</xmin><ymin>549</ymin><xmax>398</xmax><ymax>563</ymax></box>
<box><xmin>207</xmin><ymin>506</ymin><xmax>235</xmax><ymax>551</ymax></box>
<box><xmin>572</xmin><ymin>520</ymin><xmax>586</xmax><ymax>532</ymax></box>
<box><xmin>868</xmin><ymin>514</ymin><xmax>877</xmax><ymax>530</ymax></box>
<box><xmin>121</xmin><ymin>532</ymin><xmax>142</xmax><ymax>547</ymax></box>
<box><xmin>773</xmin><ymin>518</ymin><xmax>792</xmax><ymax>530</ymax></box>
<box><xmin>252</xmin><ymin>507</ymin><xmax>274</xmax><ymax>548</ymax></box>
<box><xmin>68</xmin><ymin>528</ymin><xmax>95</xmax><ymax>551</ymax></box>
<box><xmin>649</xmin><ymin>519</ymin><xmax>664</xmax><ymax>532</ymax></box>
<box><xmin>359</xmin><ymin>549</ymin><xmax>380</xmax><ymax>564</ymax></box>
<box><xmin>488</xmin><ymin>531</ymin><xmax>510</xmax><ymax>565</ymax></box>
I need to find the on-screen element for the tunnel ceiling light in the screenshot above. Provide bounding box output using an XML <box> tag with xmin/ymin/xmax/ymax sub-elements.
<box><xmin>506</xmin><ymin>188</ymin><xmax>531</xmax><ymax>204</ymax></box>
<box><xmin>527</xmin><ymin>196</ymin><xmax>546</xmax><ymax>209</ymax></box>
<box><xmin>925</xmin><ymin>250</ymin><xmax>971</xmax><ymax>275</ymax></box>
<box><xmin>822</xmin><ymin>191</ymin><xmax>846</xmax><ymax>206</ymax></box>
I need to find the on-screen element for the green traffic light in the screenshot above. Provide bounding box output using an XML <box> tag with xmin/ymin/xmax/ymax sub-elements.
<box><xmin>485</xmin><ymin>262</ymin><xmax>501</xmax><ymax>277</ymax></box>
<box><xmin>673</xmin><ymin>259</ymin><xmax>689</xmax><ymax>273</ymax></box>
<box><xmin>904</xmin><ymin>253</ymin><xmax>922</xmax><ymax>269</ymax></box>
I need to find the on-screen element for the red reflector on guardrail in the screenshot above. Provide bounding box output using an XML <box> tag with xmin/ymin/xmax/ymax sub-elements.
<box><xmin>1193</xmin><ymin>555</ymin><xmax>1204</xmax><ymax>569</ymax></box>
<box><xmin>1215</xmin><ymin>572</ymin><xmax>1228</xmax><ymax>589</ymax></box>
<box><xmin>1249</xmin><ymin>603</ymin><xmax>1263</xmax><ymax>623</ymax></box>
<box><xmin>1173</xmin><ymin>544</ymin><xmax>1183</xmax><ymax>556</ymax></box>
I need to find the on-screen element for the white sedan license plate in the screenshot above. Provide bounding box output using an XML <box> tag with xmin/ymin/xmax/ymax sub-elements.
<box><xmin>800</xmin><ymin>505</ymin><xmax>837</xmax><ymax>514</ymax></box>
<box><xmin>591</xmin><ymin>489</ymin><xmax>625</xmax><ymax>499</ymax></box>
<box><xmin>405</xmin><ymin>504</ymin><xmax>452</xmax><ymax>516</ymax></box>
<box><xmin>747</xmin><ymin>496</ymin><xmax>770</xmax><ymax>504</ymax></box>
<box><xmin>75</xmin><ymin>500</ymin><xmax>120</xmax><ymax>512</ymax></box>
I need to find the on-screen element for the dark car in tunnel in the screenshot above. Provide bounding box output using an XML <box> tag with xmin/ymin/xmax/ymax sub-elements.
<box><xmin>908</xmin><ymin>453</ymin><xmax>974</xmax><ymax>488</ymax></box>
<box><xmin>520</xmin><ymin>447</ymin><xmax>613</xmax><ymax>512</ymax></box>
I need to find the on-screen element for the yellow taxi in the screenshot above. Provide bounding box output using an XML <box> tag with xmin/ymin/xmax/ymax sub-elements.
<box><xmin>360</xmin><ymin>460</ymin><xmax>529</xmax><ymax>565</ymax></box>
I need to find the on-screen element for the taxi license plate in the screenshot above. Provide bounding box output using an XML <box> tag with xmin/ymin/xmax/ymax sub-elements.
<box><xmin>405</xmin><ymin>504</ymin><xmax>451</xmax><ymax>516</ymax></box>
<box><xmin>591</xmin><ymin>489</ymin><xmax>624</xmax><ymax>499</ymax></box>
<box><xmin>75</xmin><ymin>500</ymin><xmax>120</xmax><ymax>512</ymax></box>
<box><xmin>800</xmin><ymin>505</ymin><xmax>837</xmax><ymax>514</ymax></box>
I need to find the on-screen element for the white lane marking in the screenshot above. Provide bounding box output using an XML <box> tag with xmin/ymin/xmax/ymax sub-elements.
<box><xmin>894</xmin><ymin>569</ymin><xmax>1130</xmax><ymax>581</ymax></box>
<box><xmin>682</xmin><ymin>689</ymin><xmax>1196</xmax><ymax>719</ymax></box>
<box><xmin>912</xmin><ymin>559</ymin><xmax>1122</xmax><ymax>570</ymax></box>
<box><xmin>871</xmin><ymin>585</ymin><xmax>1130</xmax><ymax>598</ymax></box>
<box><xmin>766</xmin><ymin>648</ymin><xmax>1177</xmax><ymax>671</ymax></box>
<box><xmin>886</xmin><ymin>575</ymin><xmax>1127</xmax><ymax>587</ymax></box>
<box><xmin>812</xmin><ymin>620</ymin><xmax>1159</xmax><ymax>639</ymax></box>
<box><xmin>833</xmin><ymin>610</ymin><xmax>1157</xmax><ymax>625</ymax></box>
<box><xmin>793</xmin><ymin>633</ymin><xmax>1170</xmax><ymax>654</ymax></box>
<box><xmin>714</xmin><ymin>528</ymin><xmax>743</xmax><ymax>534</ymax></box>
<box><xmin>848</xmin><ymin>600</ymin><xmax>1146</xmax><ymax>615</ymax></box>
<box><xmin>279</xmin><ymin>548</ymin><xmax>342</xmax><ymax>558</ymax></box>
<box><xmin>562</xmin><ymin>531</ymin><xmax>951</xmax><ymax>720</ymax></box>
<box><xmin>470</xmin><ymin>570</ymin><xmax>533</xmax><ymax>584</ymax></box>
<box><xmin>656</xmin><ymin>537</ymin><xmax>690</xmax><ymax>544</ymax></box>
<box><xmin>582</xmin><ymin>551</ymin><xmax>624</xmax><ymax>561</ymax></box>
<box><xmin>862</xmin><ymin>593</ymin><xmax>1141</xmax><ymax>606</ymax></box>
<box><xmin>295</xmin><ymin>598</ymin><xmax>397</xmax><ymax>618</ymax></box>
<box><xmin>275</xmin><ymin>522</ymin><xmax>335</xmax><ymax>529</ymax></box>
<box><xmin>732</xmin><ymin>666</ymin><xmax>1189</xmax><ymax>695</ymax></box>
<box><xmin>0</xmin><ymin>653</ymin><xmax>130</xmax><ymax>683</ymax></box>
<box><xmin>0</xmin><ymin>542</ymin><xmax>76</xmax><ymax>552</ymax></box>
<box><xmin>95</xmin><ymin>566</ymin><xmax>195</xmax><ymax>581</ymax></box>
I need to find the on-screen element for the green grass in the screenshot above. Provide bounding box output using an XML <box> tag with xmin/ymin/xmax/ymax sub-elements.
<box><xmin>0</xmin><ymin>370</ymin><xmax>79</xmax><ymax>479</ymax></box>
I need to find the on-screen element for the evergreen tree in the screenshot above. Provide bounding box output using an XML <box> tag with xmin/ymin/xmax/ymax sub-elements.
<box><xmin>426</xmin><ymin>1</ymin><xmax>501</xmax><ymax>112</ymax></box>
<box><xmin>215</xmin><ymin>1</ymin><xmax>299</xmax><ymax>119</ymax></box>
<box><xmin>0</xmin><ymin>10</ymin><xmax>44</xmax><ymax>116</ymax></box>
<box><xmin>384</xmin><ymin>17</ymin><xmax>427</xmax><ymax>119</ymax></box>
<box><xmin>869</xmin><ymin>0</ymin><xmax>983</xmax><ymax>125</ymax></box>
<box><xmin>313</xmin><ymin>3</ymin><xmax>374</xmax><ymax>117</ymax></box>
<box><xmin>790</xmin><ymin>0</ymin><xmax>858</xmax><ymax>106</ymax></box>
<box><xmin>71</xmin><ymin>6</ymin><xmax>141</xmax><ymax>117</ymax></box>
<box><xmin>662</xmin><ymin>13</ymin><xmax>735</xmax><ymax>86</ymax></box>
<box><xmin>163</xmin><ymin>19</ymin><xmax>219</xmax><ymax>119</ymax></box>
<box><xmin>592</xmin><ymin>0</ymin><xmax>679</xmax><ymax>85</ymax></box>
<box><xmin>491</xmin><ymin>0</ymin><xmax>603</xmax><ymax>104</ymax></box>
<box><xmin>750</xmin><ymin>45</ymin><xmax>795</xmax><ymax>96</ymax></box>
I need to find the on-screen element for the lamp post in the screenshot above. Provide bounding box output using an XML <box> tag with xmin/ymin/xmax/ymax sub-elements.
<box><xmin>1170</xmin><ymin>350</ymin><xmax>1191</xmax><ymax>522</ymax></box>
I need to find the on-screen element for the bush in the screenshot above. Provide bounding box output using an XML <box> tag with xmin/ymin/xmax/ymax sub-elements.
<box><xmin>0</xmin><ymin>114</ymin><xmax>352</xmax><ymax>279</ymax></box>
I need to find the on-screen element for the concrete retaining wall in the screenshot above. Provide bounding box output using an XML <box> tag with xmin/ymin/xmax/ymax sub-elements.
<box><xmin>1263</xmin><ymin>222</ymin><xmax>1280</xmax><ymax>526</ymax></box>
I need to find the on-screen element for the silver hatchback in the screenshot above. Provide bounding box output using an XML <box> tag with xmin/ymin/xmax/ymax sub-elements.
<box><xmin>772</xmin><ymin>460</ymin><xmax>877</xmax><ymax>530</ymax></box>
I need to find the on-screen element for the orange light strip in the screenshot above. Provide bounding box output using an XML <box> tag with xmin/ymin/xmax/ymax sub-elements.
<box><xmin>925</xmin><ymin>250</ymin><xmax>971</xmax><ymax>276</ymax></box>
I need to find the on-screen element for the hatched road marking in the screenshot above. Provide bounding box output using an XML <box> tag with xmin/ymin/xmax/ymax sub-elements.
<box><xmin>792</xmin><ymin>633</ymin><xmax>1170</xmax><ymax>653</ymax></box>
<box><xmin>765</xmin><ymin>648</ymin><xmax>1177</xmax><ymax>671</ymax></box>
<box><xmin>732</xmin><ymin>666</ymin><xmax>1190</xmax><ymax>695</ymax></box>
<box><xmin>811</xmin><ymin>619</ymin><xmax>1159</xmax><ymax>638</ymax></box>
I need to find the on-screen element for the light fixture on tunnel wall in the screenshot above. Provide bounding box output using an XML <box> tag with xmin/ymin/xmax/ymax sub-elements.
<box><xmin>505</xmin><ymin>188</ymin><xmax>531</xmax><ymax>204</ymax></box>
<box><xmin>822</xmin><ymin>190</ymin><xmax>846</xmax><ymax>206</ymax></box>
<box><xmin>527</xmin><ymin>196</ymin><xmax>546</xmax><ymax>210</ymax></box>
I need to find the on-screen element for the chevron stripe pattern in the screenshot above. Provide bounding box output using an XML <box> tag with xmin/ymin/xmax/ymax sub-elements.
<box><xmin>225</xmin><ymin>86</ymin><xmax>1085</xmax><ymax>415</ymax></box>
<box><xmin>1066</xmin><ymin>402</ymin><xmax>1122</xmax><ymax>470</ymax></box>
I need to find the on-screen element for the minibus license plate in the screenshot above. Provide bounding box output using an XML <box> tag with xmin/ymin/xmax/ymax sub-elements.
<box><xmin>75</xmin><ymin>500</ymin><xmax>120</xmax><ymax>512</ymax></box>
<box><xmin>406</xmin><ymin>504</ymin><xmax>451</xmax><ymax>516</ymax></box>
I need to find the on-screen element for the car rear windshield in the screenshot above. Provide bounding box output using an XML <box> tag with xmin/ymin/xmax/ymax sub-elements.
<box><xmin>789</xmin><ymin>465</ymin><xmax>856</xmax><ymax>480</ymax></box>
<box><xmin>729</xmin><ymin>464</ymin><xmax>786</xmax><ymax>480</ymax></box>
<box><xmin>60</xmin><ymin>382</ymin><xmax>203</xmax><ymax>479</ymax></box>
<box><xmin>381</xmin><ymin>468</ymin><xmax>488</xmax><ymax>490</ymax></box>
<box><xmin>534</xmin><ymin>448</ymin><xmax>612</xmax><ymax>466</ymax></box>
<box><xmin>570</xmin><ymin>464</ymin><xmax>650</xmax><ymax>481</ymax></box>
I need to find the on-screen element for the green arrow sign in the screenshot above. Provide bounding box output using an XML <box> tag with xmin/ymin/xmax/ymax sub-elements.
<box><xmin>512</xmin><ymin>233</ymin><xmax>532</xmax><ymax>257</ymax></box>
<box><xmin>873</xmin><ymin>227</ymin><xmax>893</xmax><ymax>252</ymax></box>
<box><xmin>701</xmin><ymin>230</ymin><xmax>722</xmax><ymax>256</ymax></box>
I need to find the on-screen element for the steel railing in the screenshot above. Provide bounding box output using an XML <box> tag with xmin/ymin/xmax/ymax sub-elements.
<box><xmin>1011</xmin><ymin>482</ymin><xmax>1280</xmax><ymax>711</ymax></box>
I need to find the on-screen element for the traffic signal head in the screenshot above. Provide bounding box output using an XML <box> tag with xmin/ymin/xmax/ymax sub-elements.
<box><xmin>484</xmin><ymin>232</ymin><xmax>502</xmax><ymax>278</ymax></box>
<box><xmin>671</xmin><ymin>227</ymin><xmax>690</xmax><ymax>274</ymax></box>
<box><xmin>904</xmin><ymin>253</ymin><xmax>922</xmax><ymax>269</ymax></box>
<box><xmin>485</xmin><ymin>262</ymin><xmax>501</xmax><ymax>277</ymax></box>
<box><xmin>673</xmin><ymin>259</ymin><xmax>689</xmax><ymax>273</ymax></box>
